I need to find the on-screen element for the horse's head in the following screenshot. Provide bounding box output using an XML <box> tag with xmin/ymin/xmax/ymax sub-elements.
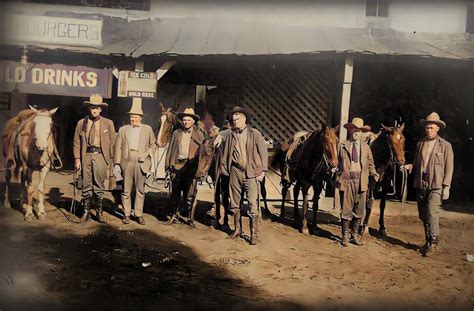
<box><xmin>29</xmin><ymin>105</ymin><xmax>58</xmax><ymax>151</ymax></box>
<box><xmin>381</xmin><ymin>123</ymin><xmax>406</xmax><ymax>165</ymax></box>
<box><xmin>157</xmin><ymin>102</ymin><xmax>178</xmax><ymax>148</ymax></box>
<box><xmin>321</xmin><ymin>125</ymin><xmax>339</xmax><ymax>168</ymax></box>
<box><xmin>195</xmin><ymin>137</ymin><xmax>216</xmax><ymax>182</ymax></box>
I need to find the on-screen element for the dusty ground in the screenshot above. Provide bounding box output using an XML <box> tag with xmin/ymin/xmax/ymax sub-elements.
<box><xmin>0</xmin><ymin>172</ymin><xmax>473</xmax><ymax>311</ymax></box>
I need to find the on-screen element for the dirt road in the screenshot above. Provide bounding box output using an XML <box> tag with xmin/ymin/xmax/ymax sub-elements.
<box><xmin>0</xmin><ymin>178</ymin><xmax>473</xmax><ymax>310</ymax></box>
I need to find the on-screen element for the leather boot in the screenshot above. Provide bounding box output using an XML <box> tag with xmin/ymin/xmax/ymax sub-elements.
<box><xmin>423</xmin><ymin>236</ymin><xmax>438</xmax><ymax>257</ymax></box>
<box><xmin>421</xmin><ymin>223</ymin><xmax>431</xmax><ymax>254</ymax></box>
<box><xmin>341</xmin><ymin>219</ymin><xmax>350</xmax><ymax>247</ymax></box>
<box><xmin>80</xmin><ymin>198</ymin><xmax>91</xmax><ymax>223</ymax></box>
<box><xmin>96</xmin><ymin>198</ymin><xmax>106</xmax><ymax>224</ymax></box>
<box><xmin>228</xmin><ymin>210</ymin><xmax>241</xmax><ymax>239</ymax></box>
<box><xmin>249</xmin><ymin>215</ymin><xmax>259</xmax><ymax>245</ymax></box>
<box><xmin>351</xmin><ymin>218</ymin><xmax>365</xmax><ymax>246</ymax></box>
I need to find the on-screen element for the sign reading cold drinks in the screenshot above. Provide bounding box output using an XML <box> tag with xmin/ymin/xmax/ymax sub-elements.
<box><xmin>0</xmin><ymin>61</ymin><xmax>112</xmax><ymax>98</ymax></box>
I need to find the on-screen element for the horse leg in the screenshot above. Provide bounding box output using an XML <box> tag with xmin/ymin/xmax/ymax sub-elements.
<box><xmin>301</xmin><ymin>185</ymin><xmax>310</xmax><ymax>235</ymax></box>
<box><xmin>3</xmin><ymin>167</ymin><xmax>12</xmax><ymax>208</ymax></box>
<box><xmin>280</xmin><ymin>184</ymin><xmax>288</xmax><ymax>219</ymax></box>
<box><xmin>293</xmin><ymin>181</ymin><xmax>300</xmax><ymax>221</ymax></box>
<box><xmin>312</xmin><ymin>184</ymin><xmax>322</xmax><ymax>232</ymax></box>
<box><xmin>260</xmin><ymin>177</ymin><xmax>271</xmax><ymax>217</ymax></box>
<box><xmin>361</xmin><ymin>187</ymin><xmax>374</xmax><ymax>237</ymax></box>
<box><xmin>379</xmin><ymin>190</ymin><xmax>388</xmax><ymax>238</ymax></box>
<box><xmin>37</xmin><ymin>165</ymin><xmax>49</xmax><ymax>220</ymax></box>
<box><xmin>24</xmin><ymin>169</ymin><xmax>34</xmax><ymax>222</ymax></box>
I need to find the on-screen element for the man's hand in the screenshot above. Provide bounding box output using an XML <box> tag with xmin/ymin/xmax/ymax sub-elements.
<box><xmin>257</xmin><ymin>172</ymin><xmax>265</xmax><ymax>182</ymax></box>
<box><xmin>404</xmin><ymin>164</ymin><xmax>413</xmax><ymax>174</ymax></box>
<box><xmin>74</xmin><ymin>159</ymin><xmax>81</xmax><ymax>171</ymax></box>
<box><xmin>442</xmin><ymin>186</ymin><xmax>450</xmax><ymax>201</ymax></box>
<box><xmin>373</xmin><ymin>173</ymin><xmax>380</xmax><ymax>182</ymax></box>
<box><xmin>213</xmin><ymin>135</ymin><xmax>223</xmax><ymax>148</ymax></box>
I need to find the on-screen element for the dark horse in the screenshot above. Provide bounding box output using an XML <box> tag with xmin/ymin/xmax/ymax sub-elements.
<box><xmin>361</xmin><ymin>123</ymin><xmax>407</xmax><ymax>238</ymax></box>
<box><xmin>195</xmin><ymin>133</ymin><xmax>270</xmax><ymax>229</ymax></box>
<box><xmin>277</xmin><ymin>125</ymin><xmax>339</xmax><ymax>235</ymax></box>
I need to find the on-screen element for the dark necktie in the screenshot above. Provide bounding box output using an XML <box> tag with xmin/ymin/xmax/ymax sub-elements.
<box><xmin>352</xmin><ymin>142</ymin><xmax>359</xmax><ymax>163</ymax></box>
<box><xmin>89</xmin><ymin>120</ymin><xmax>97</xmax><ymax>146</ymax></box>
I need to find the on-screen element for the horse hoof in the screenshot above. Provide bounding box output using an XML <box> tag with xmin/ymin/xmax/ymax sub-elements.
<box><xmin>24</xmin><ymin>214</ymin><xmax>34</xmax><ymax>222</ymax></box>
<box><xmin>38</xmin><ymin>213</ymin><xmax>47</xmax><ymax>221</ymax></box>
<box><xmin>379</xmin><ymin>229</ymin><xmax>388</xmax><ymax>238</ymax></box>
<box><xmin>302</xmin><ymin>227</ymin><xmax>310</xmax><ymax>235</ymax></box>
<box><xmin>3</xmin><ymin>201</ymin><xmax>11</xmax><ymax>209</ymax></box>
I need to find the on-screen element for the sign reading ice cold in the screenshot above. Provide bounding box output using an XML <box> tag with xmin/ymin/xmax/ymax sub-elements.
<box><xmin>2</xmin><ymin>14</ymin><xmax>103</xmax><ymax>47</ymax></box>
<box><xmin>118</xmin><ymin>70</ymin><xmax>157</xmax><ymax>98</ymax></box>
<box><xmin>0</xmin><ymin>61</ymin><xmax>112</xmax><ymax>98</ymax></box>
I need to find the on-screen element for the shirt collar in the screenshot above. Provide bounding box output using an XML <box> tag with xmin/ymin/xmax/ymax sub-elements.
<box><xmin>232</xmin><ymin>126</ymin><xmax>247</xmax><ymax>134</ymax></box>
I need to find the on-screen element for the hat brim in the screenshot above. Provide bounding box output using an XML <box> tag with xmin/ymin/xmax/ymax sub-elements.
<box><xmin>177</xmin><ymin>112</ymin><xmax>200</xmax><ymax>121</ymax></box>
<box><xmin>126</xmin><ymin>112</ymin><xmax>144</xmax><ymax>116</ymax></box>
<box><xmin>420</xmin><ymin>119</ymin><xmax>446</xmax><ymax>129</ymax></box>
<box><xmin>344</xmin><ymin>123</ymin><xmax>371</xmax><ymax>132</ymax></box>
<box><xmin>84</xmin><ymin>101</ymin><xmax>108</xmax><ymax>107</ymax></box>
<box><xmin>230</xmin><ymin>108</ymin><xmax>253</xmax><ymax>121</ymax></box>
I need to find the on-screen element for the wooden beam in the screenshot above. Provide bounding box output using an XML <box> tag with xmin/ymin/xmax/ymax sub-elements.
<box><xmin>338</xmin><ymin>54</ymin><xmax>354</xmax><ymax>143</ymax></box>
<box><xmin>156</xmin><ymin>61</ymin><xmax>176</xmax><ymax>81</ymax></box>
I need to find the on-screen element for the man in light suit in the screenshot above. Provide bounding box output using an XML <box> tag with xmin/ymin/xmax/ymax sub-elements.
<box><xmin>114</xmin><ymin>99</ymin><xmax>156</xmax><ymax>225</ymax></box>
<box><xmin>73</xmin><ymin>94</ymin><xmax>115</xmax><ymax>223</ymax></box>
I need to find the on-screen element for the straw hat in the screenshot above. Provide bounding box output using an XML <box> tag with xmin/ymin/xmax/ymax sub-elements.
<box><xmin>420</xmin><ymin>112</ymin><xmax>446</xmax><ymax>129</ymax></box>
<box><xmin>127</xmin><ymin>98</ymin><xmax>144</xmax><ymax>116</ymax></box>
<box><xmin>229</xmin><ymin>106</ymin><xmax>253</xmax><ymax>122</ymax></box>
<box><xmin>343</xmin><ymin>117</ymin><xmax>371</xmax><ymax>133</ymax></box>
<box><xmin>177</xmin><ymin>108</ymin><xmax>200</xmax><ymax>121</ymax></box>
<box><xmin>84</xmin><ymin>94</ymin><xmax>108</xmax><ymax>107</ymax></box>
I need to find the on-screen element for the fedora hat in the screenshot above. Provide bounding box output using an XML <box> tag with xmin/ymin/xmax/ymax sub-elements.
<box><xmin>420</xmin><ymin>112</ymin><xmax>446</xmax><ymax>129</ymax></box>
<box><xmin>343</xmin><ymin>117</ymin><xmax>371</xmax><ymax>133</ymax></box>
<box><xmin>127</xmin><ymin>98</ymin><xmax>144</xmax><ymax>116</ymax></box>
<box><xmin>229</xmin><ymin>106</ymin><xmax>253</xmax><ymax>122</ymax></box>
<box><xmin>177</xmin><ymin>108</ymin><xmax>200</xmax><ymax>121</ymax></box>
<box><xmin>84</xmin><ymin>94</ymin><xmax>108</xmax><ymax>107</ymax></box>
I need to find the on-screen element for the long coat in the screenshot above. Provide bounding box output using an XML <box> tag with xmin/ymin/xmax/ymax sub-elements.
<box><xmin>73</xmin><ymin>116</ymin><xmax>116</xmax><ymax>167</ymax></box>
<box><xmin>413</xmin><ymin>136</ymin><xmax>454</xmax><ymax>190</ymax></box>
<box><xmin>220</xmin><ymin>126</ymin><xmax>268</xmax><ymax>179</ymax></box>
<box><xmin>335</xmin><ymin>140</ymin><xmax>377</xmax><ymax>192</ymax></box>
<box><xmin>114</xmin><ymin>124</ymin><xmax>156</xmax><ymax>173</ymax></box>
<box><xmin>165</xmin><ymin>125</ymin><xmax>206</xmax><ymax>170</ymax></box>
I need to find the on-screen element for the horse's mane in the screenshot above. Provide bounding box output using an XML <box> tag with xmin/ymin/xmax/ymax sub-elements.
<box><xmin>370</xmin><ymin>132</ymin><xmax>391</xmax><ymax>169</ymax></box>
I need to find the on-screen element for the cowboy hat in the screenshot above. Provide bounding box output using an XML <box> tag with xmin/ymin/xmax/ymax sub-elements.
<box><xmin>177</xmin><ymin>108</ymin><xmax>200</xmax><ymax>121</ymax></box>
<box><xmin>127</xmin><ymin>98</ymin><xmax>144</xmax><ymax>116</ymax></box>
<box><xmin>343</xmin><ymin>117</ymin><xmax>371</xmax><ymax>133</ymax></box>
<box><xmin>420</xmin><ymin>112</ymin><xmax>446</xmax><ymax>129</ymax></box>
<box><xmin>229</xmin><ymin>106</ymin><xmax>253</xmax><ymax>122</ymax></box>
<box><xmin>84</xmin><ymin>94</ymin><xmax>108</xmax><ymax>107</ymax></box>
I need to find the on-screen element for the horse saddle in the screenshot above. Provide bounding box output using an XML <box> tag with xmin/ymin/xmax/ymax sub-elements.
<box><xmin>286</xmin><ymin>131</ymin><xmax>310</xmax><ymax>166</ymax></box>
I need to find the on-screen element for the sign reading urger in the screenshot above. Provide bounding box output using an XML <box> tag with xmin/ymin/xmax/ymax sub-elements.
<box><xmin>0</xmin><ymin>61</ymin><xmax>112</xmax><ymax>98</ymax></box>
<box><xmin>2</xmin><ymin>14</ymin><xmax>103</xmax><ymax>47</ymax></box>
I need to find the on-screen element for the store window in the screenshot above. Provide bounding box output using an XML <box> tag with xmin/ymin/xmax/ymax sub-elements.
<box><xmin>366</xmin><ymin>0</ymin><xmax>389</xmax><ymax>17</ymax></box>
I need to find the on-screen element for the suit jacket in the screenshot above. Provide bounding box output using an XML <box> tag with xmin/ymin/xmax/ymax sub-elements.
<box><xmin>165</xmin><ymin>125</ymin><xmax>206</xmax><ymax>170</ymax></box>
<box><xmin>336</xmin><ymin>140</ymin><xmax>377</xmax><ymax>192</ymax></box>
<box><xmin>114</xmin><ymin>124</ymin><xmax>156</xmax><ymax>173</ymax></box>
<box><xmin>413</xmin><ymin>136</ymin><xmax>454</xmax><ymax>190</ymax></box>
<box><xmin>220</xmin><ymin>126</ymin><xmax>268</xmax><ymax>178</ymax></box>
<box><xmin>73</xmin><ymin>116</ymin><xmax>116</xmax><ymax>166</ymax></box>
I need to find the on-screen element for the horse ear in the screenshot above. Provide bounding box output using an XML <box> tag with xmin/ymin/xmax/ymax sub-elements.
<box><xmin>49</xmin><ymin>107</ymin><xmax>59</xmax><ymax>115</ymax></box>
<box><xmin>160</xmin><ymin>102</ymin><xmax>165</xmax><ymax>112</ymax></box>
<box><xmin>398</xmin><ymin>123</ymin><xmax>405</xmax><ymax>132</ymax></box>
<box><xmin>333</xmin><ymin>124</ymin><xmax>340</xmax><ymax>133</ymax></box>
<box><xmin>381</xmin><ymin>123</ymin><xmax>391</xmax><ymax>132</ymax></box>
<box><xmin>29</xmin><ymin>105</ymin><xmax>39</xmax><ymax>114</ymax></box>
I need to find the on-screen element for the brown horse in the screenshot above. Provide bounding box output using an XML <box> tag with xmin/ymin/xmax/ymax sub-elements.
<box><xmin>157</xmin><ymin>103</ymin><xmax>180</xmax><ymax>148</ymax></box>
<box><xmin>361</xmin><ymin>123</ymin><xmax>407</xmax><ymax>237</ymax></box>
<box><xmin>278</xmin><ymin>125</ymin><xmax>339</xmax><ymax>235</ymax></box>
<box><xmin>2</xmin><ymin>106</ymin><xmax>59</xmax><ymax>221</ymax></box>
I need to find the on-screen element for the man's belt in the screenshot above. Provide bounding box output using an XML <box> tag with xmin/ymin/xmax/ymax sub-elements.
<box><xmin>86</xmin><ymin>146</ymin><xmax>101</xmax><ymax>153</ymax></box>
<box><xmin>177</xmin><ymin>158</ymin><xmax>188</xmax><ymax>164</ymax></box>
<box><xmin>232</xmin><ymin>162</ymin><xmax>246</xmax><ymax>172</ymax></box>
<box><xmin>129</xmin><ymin>149</ymin><xmax>138</xmax><ymax>152</ymax></box>
<box><xmin>349</xmin><ymin>171</ymin><xmax>361</xmax><ymax>179</ymax></box>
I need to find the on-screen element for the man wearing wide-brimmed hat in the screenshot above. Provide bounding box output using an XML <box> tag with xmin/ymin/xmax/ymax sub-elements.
<box><xmin>73</xmin><ymin>94</ymin><xmax>116</xmax><ymax>223</ymax></box>
<box><xmin>165</xmin><ymin>108</ymin><xmax>206</xmax><ymax>227</ymax></box>
<box><xmin>220</xmin><ymin>106</ymin><xmax>268</xmax><ymax>245</ymax></box>
<box><xmin>405</xmin><ymin>112</ymin><xmax>454</xmax><ymax>257</ymax></box>
<box><xmin>114</xmin><ymin>98</ymin><xmax>156</xmax><ymax>225</ymax></box>
<box><xmin>335</xmin><ymin>117</ymin><xmax>379</xmax><ymax>247</ymax></box>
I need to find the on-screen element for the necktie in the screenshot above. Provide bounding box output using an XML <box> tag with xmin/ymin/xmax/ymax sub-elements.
<box><xmin>89</xmin><ymin>120</ymin><xmax>97</xmax><ymax>146</ymax></box>
<box><xmin>352</xmin><ymin>142</ymin><xmax>359</xmax><ymax>163</ymax></box>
